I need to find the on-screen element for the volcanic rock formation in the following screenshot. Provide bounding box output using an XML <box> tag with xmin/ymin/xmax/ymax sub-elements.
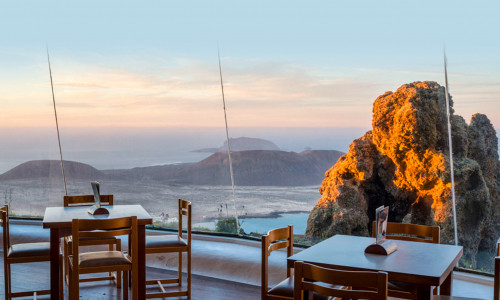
<box><xmin>306</xmin><ymin>81</ymin><xmax>500</xmax><ymax>269</ymax></box>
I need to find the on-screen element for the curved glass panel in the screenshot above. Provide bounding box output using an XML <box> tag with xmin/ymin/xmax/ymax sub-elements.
<box><xmin>0</xmin><ymin>1</ymin><xmax>499</xmax><ymax>277</ymax></box>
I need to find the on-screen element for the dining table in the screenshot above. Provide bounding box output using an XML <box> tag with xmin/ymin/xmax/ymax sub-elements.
<box><xmin>42</xmin><ymin>204</ymin><xmax>153</xmax><ymax>300</ymax></box>
<box><xmin>287</xmin><ymin>234</ymin><xmax>463</xmax><ymax>300</ymax></box>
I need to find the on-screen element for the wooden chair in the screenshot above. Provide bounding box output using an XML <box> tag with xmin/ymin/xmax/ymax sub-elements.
<box><xmin>497</xmin><ymin>244</ymin><xmax>500</xmax><ymax>300</ymax></box>
<box><xmin>372</xmin><ymin>221</ymin><xmax>440</xmax><ymax>299</ymax></box>
<box><xmin>261</xmin><ymin>226</ymin><xmax>330</xmax><ymax>300</ymax></box>
<box><xmin>68</xmin><ymin>216</ymin><xmax>138</xmax><ymax>300</ymax></box>
<box><xmin>293</xmin><ymin>261</ymin><xmax>388</xmax><ymax>300</ymax></box>
<box><xmin>372</xmin><ymin>221</ymin><xmax>440</xmax><ymax>244</ymax></box>
<box><xmin>262</xmin><ymin>225</ymin><xmax>294</xmax><ymax>300</ymax></box>
<box><xmin>433</xmin><ymin>243</ymin><xmax>500</xmax><ymax>300</ymax></box>
<box><xmin>145</xmin><ymin>199</ymin><xmax>191</xmax><ymax>299</ymax></box>
<box><xmin>1</xmin><ymin>205</ymin><xmax>63</xmax><ymax>299</ymax></box>
<box><xmin>63</xmin><ymin>194</ymin><xmax>122</xmax><ymax>286</ymax></box>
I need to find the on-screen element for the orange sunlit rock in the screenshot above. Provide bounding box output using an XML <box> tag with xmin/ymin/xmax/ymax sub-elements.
<box><xmin>306</xmin><ymin>81</ymin><xmax>500</xmax><ymax>269</ymax></box>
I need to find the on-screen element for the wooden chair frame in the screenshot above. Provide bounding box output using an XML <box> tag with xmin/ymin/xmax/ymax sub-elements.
<box><xmin>1</xmin><ymin>205</ymin><xmax>63</xmax><ymax>299</ymax></box>
<box><xmin>261</xmin><ymin>225</ymin><xmax>293</xmax><ymax>300</ymax></box>
<box><xmin>435</xmin><ymin>249</ymin><xmax>499</xmax><ymax>300</ymax></box>
<box><xmin>371</xmin><ymin>221</ymin><xmax>440</xmax><ymax>244</ymax></box>
<box><xmin>293</xmin><ymin>261</ymin><xmax>388</xmax><ymax>300</ymax></box>
<box><xmin>63</xmin><ymin>194</ymin><xmax>122</xmax><ymax>286</ymax></box>
<box><xmin>68</xmin><ymin>216</ymin><xmax>138</xmax><ymax>300</ymax></box>
<box><xmin>496</xmin><ymin>243</ymin><xmax>500</xmax><ymax>300</ymax></box>
<box><xmin>145</xmin><ymin>198</ymin><xmax>192</xmax><ymax>299</ymax></box>
<box><xmin>371</xmin><ymin>221</ymin><xmax>440</xmax><ymax>299</ymax></box>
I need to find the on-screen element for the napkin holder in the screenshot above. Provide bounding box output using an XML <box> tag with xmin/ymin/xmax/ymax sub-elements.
<box><xmin>365</xmin><ymin>239</ymin><xmax>398</xmax><ymax>255</ymax></box>
<box><xmin>88</xmin><ymin>205</ymin><xmax>109</xmax><ymax>215</ymax></box>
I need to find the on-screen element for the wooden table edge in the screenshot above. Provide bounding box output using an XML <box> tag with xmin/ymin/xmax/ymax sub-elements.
<box><xmin>42</xmin><ymin>219</ymin><xmax>153</xmax><ymax>229</ymax></box>
<box><xmin>287</xmin><ymin>244</ymin><xmax>464</xmax><ymax>287</ymax></box>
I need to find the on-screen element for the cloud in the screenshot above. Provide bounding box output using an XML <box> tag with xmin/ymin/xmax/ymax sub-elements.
<box><xmin>1</xmin><ymin>55</ymin><xmax>499</xmax><ymax>129</ymax></box>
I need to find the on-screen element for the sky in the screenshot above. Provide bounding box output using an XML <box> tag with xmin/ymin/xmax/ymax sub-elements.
<box><xmin>0</xmin><ymin>1</ymin><xmax>499</xmax><ymax>170</ymax></box>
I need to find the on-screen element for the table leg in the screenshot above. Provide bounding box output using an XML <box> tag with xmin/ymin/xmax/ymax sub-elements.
<box><xmin>440</xmin><ymin>271</ymin><xmax>453</xmax><ymax>295</ymax></box>
<box><xmin>416</xmin><ymin>285</ymin><xmax>432</xmax><ymax>300</ymax></box>
<box><xmin>50</xmin><ymin>228</ymin><xmax>61</xmax><ymax>300</ymax></box>
<box><xmin>138</xmin><ymin>224</ymin><xmax>146</xmax><ymax>300</ymax></box>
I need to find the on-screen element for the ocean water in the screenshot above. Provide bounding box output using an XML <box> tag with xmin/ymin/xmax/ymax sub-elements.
<box><xmin>0</xmin><ymin>126</ymin><xmax>364</xmax><ymax>173</ymax></box>
<box><xmin>240</xmin><ymin>212</ymin><xmax>309</xmax><ymax>235</ymax></box>
<box><xmin>194</xmin><ymin>212</ymin><xmax>310</xmax><ymax>235</ymax></box>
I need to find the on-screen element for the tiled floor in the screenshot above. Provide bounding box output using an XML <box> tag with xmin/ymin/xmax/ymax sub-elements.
<box><xmin>0</xmin><ymin>260</ymin><xmax>260</xmax><ymax>299</ymax></box>
<box><xmin>0</xmin><ymin>259</ymin><xmax>495</xmax><ymax>299</ymax></box>
<box><xmin>452</xmin><ymin>273</ymin><xmax>494</xmax><ymax>300</ymax></box>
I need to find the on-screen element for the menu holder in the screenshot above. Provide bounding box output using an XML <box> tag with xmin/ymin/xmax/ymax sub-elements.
<box><xmin>87</xmin><ymin>205</ymin><xmax>109</xmax><ymax>215</ymax></box>
<box><xmin>365</xmin><ymin>205</ymin><xmax>396</xmax><ymax>255</ymax></box>
<box><xmin>365</xmin><ymin>239</ymin><xmax>398</xmax><ymax>255</ymax></box>
<box><xmin>88</xmin><ymin>181</ymin><xmax>109</xmax><ymax>215</ymax></box>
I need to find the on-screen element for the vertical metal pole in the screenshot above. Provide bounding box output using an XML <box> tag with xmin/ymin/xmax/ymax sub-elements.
<box><xmin>47</xmin><ymin>48</ymin><xmax>68</xmax><ymax>196</ymax></box>
<box><xmin>217</xmin><ymin>48</ymin><xmax>240</xmax><ymax>234</ymax></box>
<box><xmin>444</xmin><ymin>50</ymin><xmax>458</xmax><ymax>246</ymax></box>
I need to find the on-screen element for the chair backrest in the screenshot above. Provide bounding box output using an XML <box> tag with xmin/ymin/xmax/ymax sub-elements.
<box><xmin>0</xmin><ymin>205</ymin><xmax>10</xmax><ymax>258</ymax></box>
<box><xmin>71</xmin><ymin>216</ymin><xmax>137</xmax><ymax>268</ymax></box>
<box><xmin>64</xmin><ymin>194</ymin><xmax>114</xmax><ymax>207</ymax></box>
<box><xmin>294</xmin><ymin>261</ymin><xmax>388</xmax><ymax>300</ymax></box>
<box><xmin>261</xmin><ymin>225</ymin><xmax>293</xmax><ymax>298</ymax></box>
<box><xmin>371</xmin><ymin>221</ymin><xmax>440</xmax><ymax>244</ymax></box>
<box><xmin>178</xmin><ymin>199</ymin><xmax>191</xmax><ymax>243</ymax></box>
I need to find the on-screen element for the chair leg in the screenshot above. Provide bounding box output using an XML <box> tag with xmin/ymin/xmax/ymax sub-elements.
<box><xmin>116</xmin><ymin>239</ymin><xmax>122</xmax><ymax>288</ymax></box>
<box><xmin>59</xmin><ymin>254</ymin><xmax>64</xmax><ymax>300</ymax></box>
<box><xmin>187</xmin><ymin>249</ymin><xmax>191</xmax><ymax>299</ymax></box>
<box><xmin>108</xmin><ymin>243</ymin><xmax>113</xmax><ymax>280</ymax></box>
<box><xmin>69</xmin><ymin>265</ymin><xmax>79</xmax><ymax>300</ymax></box>
<box><xmin>132</xmin><ymin>266</ymin><xmax>138</xmax><ymax>300</ymax></box>
<box><xmin>68</xmin><ymin>265</ymin><xmax>74</xmax><ymax>300</ymax></box>
<box><xmin>4</xmin><ymin>261</ymin><xmax>10</xmax><ymax>300</ymax></box>
<box><xmin>178</xmin><ymin>251</ymin><xmax>182</xmax><ymax>286</ymax></box>
<box><xmin>64</xmin><ymin>239</ymin><xmax>71</xmax><ymax>285</ymax></box>
<box><xmin>63</xmin><ymin>239</ymin><xmax>67</xmax><ymax>284</ymax></box>
<box><xmin>123</xmin><ymin>269</ymin><xmax>129</xmax><ymax>300</ymax></box>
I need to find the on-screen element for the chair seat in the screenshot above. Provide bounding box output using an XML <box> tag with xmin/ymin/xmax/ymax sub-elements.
<box><xmin>146</xmin><ymin>234</ymin><xmax>187</xmax><ymax>248</ymax></box>
<box><xmin>8</xmin><ymin>242</ymin><xmax>51</xmax><ymax>258</ymax></box>
<box><xmin>75</xmin><ymin>251</ymin><xmax>131</xmax><ymax>268</ymax></box>
<box><xmin>268</xmin><ymin>277</ymin><xmax>332</xmax><ymax>300</ymax></box>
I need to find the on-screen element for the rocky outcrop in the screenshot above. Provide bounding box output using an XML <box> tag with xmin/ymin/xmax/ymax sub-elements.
<box><xmin>306</xmin><ymin>81</ymin><xmax>500</xmax><ymax>269</ymax></box>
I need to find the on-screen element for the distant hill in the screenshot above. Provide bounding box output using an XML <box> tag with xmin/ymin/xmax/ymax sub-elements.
<box><xmin>0</xmin><ymin>160</ymin><xmax>105</xmax><ymax>181</ymax></box>
<box><xmin>111</xmin><ymin>150</ymin><xmax>344</xmax><ymax>186</ymax></box>
<box><xmin>0</xmin><ymin>150</ymin><xmax>345</xmax><ymax>186</ymax></box>
<box><xmin>166</xmin><ymin>150</ymin><xmax>344</xmax><ymax>186</ymax></box>
<box><xmin>192</xmin><ymin>137</ymin><xmax>280</xmax><ymax>153</ymax></box>
<box><xmin>101</xmin><ymin>163</ymin><xmax>188</xmax><ymax>181</ymax></box>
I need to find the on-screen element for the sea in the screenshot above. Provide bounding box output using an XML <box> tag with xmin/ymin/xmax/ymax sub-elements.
<box><xmin>194</xmin><ymin>212</ymin><xmax>310</xmax><ymax>235</ymax></box>
<box><xmin>0</xmin><ymin>126</ymin><xmax>365</xmax><ymax>173</ymax></box>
